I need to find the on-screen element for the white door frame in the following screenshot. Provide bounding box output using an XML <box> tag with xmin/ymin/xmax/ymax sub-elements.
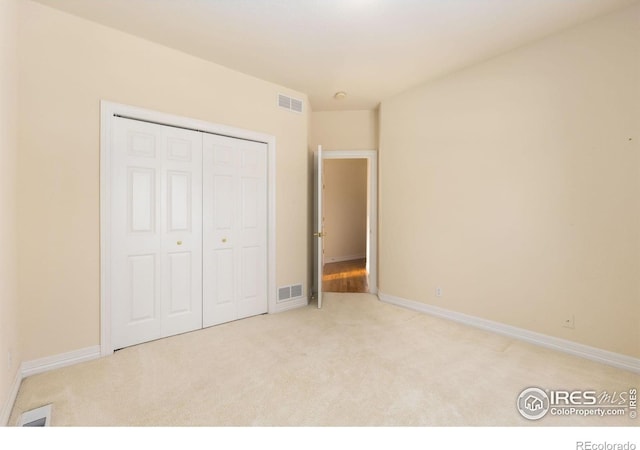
<box><xmin>100</xmin><ymin>101</ymin><xmax>277</xmax><ymax>356</ymax></box>
<box><xmin>322</xmin><ymin>150</ymin><xmax>378</xmax><ymax>294</ymax></box>
<box><xmin>313</xmin><ymin>145</ymin><xmax>324</xmax><ymax>308</ymax></box>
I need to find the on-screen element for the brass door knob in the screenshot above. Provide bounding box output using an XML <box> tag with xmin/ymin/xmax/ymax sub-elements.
<box><xmin>177</xmin><ymin>240</ymin><xmax>183</xmax><ymax>245</ymax></box>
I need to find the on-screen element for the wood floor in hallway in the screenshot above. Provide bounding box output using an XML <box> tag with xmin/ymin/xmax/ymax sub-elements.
<box><xmin>322</xmin><ymin>258</ymin><xmax>369</xmax><ymax>293</ymax></box>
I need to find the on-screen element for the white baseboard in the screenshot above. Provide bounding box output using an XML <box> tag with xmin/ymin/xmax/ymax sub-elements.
<box><xmin>21</xmin><ymin>345</ymin><xmax>101</xmax><ymax>378</ymax></box>
<box><xmin>1</xmin><ymin>345</ymin><xmax>101</xmax><ymax>426</ymax></box>
<box><xmin>325</xmin><ymin>254</ymin><xmax>366</xmax><ymax>264</ymax></box>
<box><xmin>1</xmin><ymin>367</ymin><xmax>22</xmax><ymax>426</ymax></box>
<box><xmin>378</xmin><ymin>291</ymin><xmax>640</xmax><ymax>374</ymax></box>
<box><xmin>273</xmin><ymin>296</ymin><xmax>308</xmax><ymax>313</ymax></box>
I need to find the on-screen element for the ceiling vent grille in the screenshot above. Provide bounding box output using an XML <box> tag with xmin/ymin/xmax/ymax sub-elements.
<box><xmin>278</xmin><ymin>93</ymin><xmax>303</xmax><ymax>114</ymax></box>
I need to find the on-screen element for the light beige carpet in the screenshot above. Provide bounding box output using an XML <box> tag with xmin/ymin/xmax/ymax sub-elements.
<box><xmin>8</xmin><ymin>293</ymin><xmax>639</xmax><ymax>426</ymax></box>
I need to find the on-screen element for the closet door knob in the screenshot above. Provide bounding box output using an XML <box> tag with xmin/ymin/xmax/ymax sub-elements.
<box><xmin>222</xmin><ymin>238</ymin><xmax>227</xmax><ymax>243</ymax></box>
<box><xmin>177</xmin><ymin>240</ymin><xmax>183</xmax><ymax>245</ymax></box>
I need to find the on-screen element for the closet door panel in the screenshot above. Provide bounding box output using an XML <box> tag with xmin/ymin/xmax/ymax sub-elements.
<box><xmin>112</xmin><ymin>118</ymin><xmax>202</xmax><ymax>349</ymax></box>
<box><xmin>203</xmin><ymin>135</ymin><xmax>267</xmax><ymax>327</ymax></box>
<box><xmin>112</xmin><ymin>118</ymin><xmax>163</xmax><ymax>349</ymax></box>
<box><xmin>160</xmin><ymin>126</ymin><xmax>203</xmax><ymax>337</ymax></box>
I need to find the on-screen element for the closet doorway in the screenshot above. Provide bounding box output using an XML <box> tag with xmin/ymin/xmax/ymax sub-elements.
<box><xmin>100</xmin><ymin>102</ymin><xmax>277</xmax><ymax>354</ymax></box>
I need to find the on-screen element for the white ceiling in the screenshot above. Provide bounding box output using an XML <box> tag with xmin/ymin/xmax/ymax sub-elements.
<box><xmin>32</xmin><ymin>0</ymin><xmax>637</xmax><ymax>111</ymax></box>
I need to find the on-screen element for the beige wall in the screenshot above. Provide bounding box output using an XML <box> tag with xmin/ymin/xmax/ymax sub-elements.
<box><xmin>309</xmin><ymin>109</ymin><xmax>378</xmax><ymax>277</ymax></box>
<box><xmin>310</xmin><ymin>110</ymin><xmax>378</xmax><ymax>151</ymax></box>
<box><xmin>323</xmin><ymin>159</ymin><xmax>368</xmax><ymax>262</ymax></box>
<box><xmin>17</xmin><ymin>0</ymin><xmax>309</xmax><ymax>361</ymax></box>
<box><xmin>0</xmin><ymin>0</ymin><xmax>21</xmax><ymax>422</ymax></box>
<box><xmin>380</xmin><ymin>4</ymin><xmax>640</xmax><ymax>357</ymax></box>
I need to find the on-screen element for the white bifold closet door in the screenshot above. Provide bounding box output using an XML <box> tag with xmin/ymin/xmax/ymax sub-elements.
<box><xmin>111</xmin><ymin>117</ymin><xmax>203</xmax><ymax>350</ymax></box>
<box><xmin>202</xmin><ymin>134</ymin><xmax>268</xmax><ymax>327</ymax></box>
<box><xmin>111</xmin><ymin>116</ymin><xmax>267</xmax><ymax>350</ymax></box>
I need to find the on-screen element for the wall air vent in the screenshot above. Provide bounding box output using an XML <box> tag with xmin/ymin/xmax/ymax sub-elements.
<box><xmin>278</xmin><ymin>286</ymin><xmax>291</xmax><ymax>302</ymax></box>
<box><xmin>278</xmin><ymin>283</ymin><xmax>304</xmax><ymax>302</ymax></box>
<box><xmin>290</xmin><ymin>284</ymin><xmax>303</xmax><ymax>298</ymax></box>
<box><xmin>278</xmin><ymin>93</ymin><xmax>303</xmax><ymax>114</ymax></box>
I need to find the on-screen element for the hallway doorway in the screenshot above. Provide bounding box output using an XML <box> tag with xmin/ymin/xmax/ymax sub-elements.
<box><xmin>320</xmin><ymin>152</ymin><xmax>376</xmax><ymax>294</ymax></box>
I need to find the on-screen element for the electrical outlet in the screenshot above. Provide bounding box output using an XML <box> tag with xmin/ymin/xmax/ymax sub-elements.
<box><xmin>562</xmin><ymin>315</ymin><xmax>575</xmax><ymax>329</ymax></box>
<box><xmin>436</xmin><ymin>287</ymin><xmax>443</xmax><ymax>298</ymax></box>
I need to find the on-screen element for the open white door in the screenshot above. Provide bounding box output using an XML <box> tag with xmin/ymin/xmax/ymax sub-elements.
<box><xmin>313</xmin><ymin>145</ymin><xmax>324</xmax><ymax>308</ymax></box>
